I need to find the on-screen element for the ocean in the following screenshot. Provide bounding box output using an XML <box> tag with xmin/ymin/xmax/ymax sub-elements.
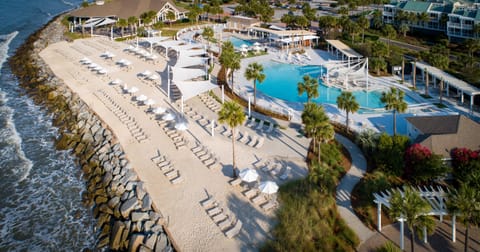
<box><xmin>0</xmin><ymin>0</ymin><xmax>97</xmax><ymax>250</ymax></box>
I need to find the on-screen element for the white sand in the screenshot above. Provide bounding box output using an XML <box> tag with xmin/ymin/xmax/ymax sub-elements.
<box><xmin>40</xmin><ymin>37</ymin><xmax>310</xmax><ymax>251</ymax></box>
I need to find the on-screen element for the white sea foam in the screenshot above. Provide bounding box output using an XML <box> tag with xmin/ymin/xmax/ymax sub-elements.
<box><xmin>0</xmin><ymin>31</ymin><xmax>19</xmax><ymax>72</ymax></box>
<box><xmin>60</xmin><ymin>0</ymin><xmax>75</xmax><ymax>7</ymax></box>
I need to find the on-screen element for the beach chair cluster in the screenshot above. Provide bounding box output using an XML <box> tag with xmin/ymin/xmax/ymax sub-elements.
<box><xmin>157</xmin><ymin>121</ymin><xmax>188</xmax><ymax>150</ymax></box>
<box><xmin>151</xmin><ymin>151</ymin><xmax>183</xmax><ymax>184</ymax></box>
<box><xmin>190</xmin><ymin>142</ymin><xmax>221</xmax><ymax>170</ymax></box>
<box><xmin>218</xmin><ymin>126</ymin><xmax>265</xmax><ymax>149</ymax></box>
<box><xmin>79</xmin><ymin>58</ymin><xmax>109</xmax><ymax>77</ymax></box>
<box><xmin>95</xmin><ymin>90</ymin><xmax>148</xmax><ymax>143</ymax></box>
<box><xmin>198</xmin><ymin>93</ymin><xmax>221</xmax><ymax>113</ymax></box>
<box><xmin>244</xmin><ymin>117</ymin><xmax>276</xmax><ymax>134</ymax></box>
<box><xmin>200</xmin><ymin>195</ymin><xmax>243</xmax><ymax>239</ymax></box>
<box><xmin>124</xmin><ymin>45</ymin><xmax>159</xmax><ymax>63</ymax></box>
<box><xmin>229</xmin><ymin>178</ymin><xmax>278</xmax><ymax>212</ymax></box>
<box><xmin>259</xmin><ymin>160</ymin><xmax>291</xmax><ymax>181</ymax></box>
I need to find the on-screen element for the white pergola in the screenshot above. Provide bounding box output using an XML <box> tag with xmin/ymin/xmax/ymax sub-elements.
<box><xmin>326</xmin><ymin>40</ymin><xmax>363</xmax><ymax>68</ymax></box>
<box><xmin>373</xmin><ymin>186</ymin><xmax>456</xmax><ymax>250</ymax></box>
<box><xmin>413</xmin><ymin>61</ymin><xmax>480</xmax><ymax>113</ymax></box>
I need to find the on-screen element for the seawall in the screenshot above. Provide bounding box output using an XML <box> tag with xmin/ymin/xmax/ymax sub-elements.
<box><xmin>9</xmin><ymin>14</ymin><xmax>175</xmax><ymax>251</ymax></box>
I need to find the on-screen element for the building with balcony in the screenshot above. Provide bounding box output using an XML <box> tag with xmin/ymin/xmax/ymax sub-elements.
<box><xmin>383</xmin><ymin>1</ymin><xmax>480</xmax><ymax>40</ymax></box>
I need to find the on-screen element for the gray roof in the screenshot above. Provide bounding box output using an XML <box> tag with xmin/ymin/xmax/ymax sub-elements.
<box><xmin>407</xmin><ymin>115</ymin><xmax>480</xmax><ymax>157</ymax></box>
<box><xmin>70</xmin><ymin>0</ymin><xmax>187</xmax><ymax>19</ymax></box>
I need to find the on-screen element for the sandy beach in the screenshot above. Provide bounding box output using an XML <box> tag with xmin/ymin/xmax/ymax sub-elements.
<box><xmin>39</xmin><ymin>36</ymin><xmax>310</xmax><ymax>251</ymax></box>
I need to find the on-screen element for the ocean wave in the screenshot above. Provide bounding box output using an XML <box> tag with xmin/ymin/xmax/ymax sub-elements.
<box><xmin>0</xmin><ymin>105</ymin><xmax>33</xmax><ymax>183</ymax></box>
<box><xmin>0</xmin><ymin>31</ymin><xmax>19</xmax><ymax>71</ymax></box>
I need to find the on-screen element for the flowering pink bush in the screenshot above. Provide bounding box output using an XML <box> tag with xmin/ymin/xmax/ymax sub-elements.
<box><xmin>451</xmin><ymin>148</ymin><xmax>480</xmax><ymax>169</ymax></box>
<box><xmin>404</xmin><ymin>144</ymin><xmax>448</xmax><ymax>183</ymax></box>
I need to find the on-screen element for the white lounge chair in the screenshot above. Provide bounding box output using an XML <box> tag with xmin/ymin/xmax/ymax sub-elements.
<box><xmin>239</xmin><ymin>131</ymin><xmax>249</xmax><ymax>143</ymax></box>
<box><xmin>247</xmin><ymin>136</ymin><xmax>258</xmax><ymax>147</ymax></box>
<box><xmin>224</xmin><ymin>220</ymin><xmax>242</xmax><ymax>238</ymax></box>
<box><xmin>254</xmin><ymin>137</ymin><xmax>265</xmax><ymax>149</ymax></box>
<box><xmin>256</xmin><ymin>120</ymin><xmax>264</xmax><ymax>130</ymax></box>
<box><xmin>280</xmin><ymin>166</ymin><xmax>291</xmax><ymax>180</ymax></box>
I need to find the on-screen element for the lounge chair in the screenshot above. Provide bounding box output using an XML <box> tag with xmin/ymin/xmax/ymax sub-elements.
<box><xmin>201</xmin><ymin>197</ymin><xmax>215</xmax><ymax>208</ymax></box>
<box><xmin>261</xmin><ymin>201</ymin><xmax>277</xmax><ymax>212</ymax></box>
<box><xmin>239</xmin><ymin>131</ymin><xmax>249</xmax><ymax>143</ymax></box>
<box><xmin>207</xmin><ymin>206</ymin><xmax>222</xmax><ymax>217</ymax></box>
<box><xmin>270</xmin><ymin>163</ymin><xmax>283</xmax><ymax>176</ymax></box>
<box><xmin>170</xmin><ymin>175</ymin><xmax>183</xmax><ymax>184</ymax></box>
<box><xmin>254</xmin><ymin>137</ymin><xmax>265</xmax><ymax>149</ymax></box>
<box><xmin>165</xmin><ymin>169</ymin><xmax>178</xmax><ymax>179</ymax></box>
<box><xmin>229</xmin><ymin>177</ymin><xmax>242</xmax><ymax>186</ymax></box>
<box><xmin>247</xmin><ymin>136</ymin><xmax>258</xmax><ymax>147</ymax></box>
<box><xmin>218</xmin><ymin>217</ymin><xmax>233</xmax><ymax>231</ymax></box>
<box><xmin>243</xmin><ymin>189</ymin><xmax>257</xmax><ymax>199</ymax></box>
<box><xmin>265</xmin><ymin>123</ymin><xmax>274</xmax><ymax>133</ymax></box>
<box><xmin>279</xmin><ymin>166</ymin><xmax>291</xmax><ymax>180</ymax></box>
<box><xmin>224</xmin><ymin>220</ymin><xmax>242</xmax><ymax>238</ymax></box>
<box><xmin>251</xmin><ymin>195</ymin><xmax>267</xmax><ymax>205</ymax></box>
<box><xmin>212</xmin><ymin>213</ymin><xmax>228</xmax><ymax>223</ymax></box>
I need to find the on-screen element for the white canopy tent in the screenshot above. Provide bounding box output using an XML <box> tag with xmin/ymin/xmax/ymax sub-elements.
<box><xmin>180</xmin><ymin>49</ymin><xmax>206</xmax><ymax>57</ymax></box>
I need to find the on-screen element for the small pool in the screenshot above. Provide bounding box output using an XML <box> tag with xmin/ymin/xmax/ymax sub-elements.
<box><xmin>228</xmin><ymin>36</ymin><xmax>254</xmax><ymax>48</ymax></box>
<box><xmin>256</xmin><ymin>61</ymin><xmax>418</xmax><ymax>110</ymax></box>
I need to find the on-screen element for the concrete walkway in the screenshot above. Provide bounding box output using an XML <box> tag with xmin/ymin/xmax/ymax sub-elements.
<box><xmin>335</xmin><ymin>134</ymin><xmax>375</xmax><ymax>245</ymax></box>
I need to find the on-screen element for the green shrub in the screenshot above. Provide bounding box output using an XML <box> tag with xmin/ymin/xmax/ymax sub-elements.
<box><xmin>376</xmin><ymin>241</ymin><xmax>402</xmax><ymax>252</ymax></box>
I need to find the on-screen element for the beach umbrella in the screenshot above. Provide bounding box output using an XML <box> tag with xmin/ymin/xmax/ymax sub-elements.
<box><xmin>259</xmin><ymin>181</ymin><xmax>279</xmax><ymax>194</ymax></box>
<box><xmin>239</xmin><ymin>168</ymin><xmax>259</xmax><ymax>183</ymax></box>
<box><xmin>152</xmin><ymin>107</ymin><xmax>166</xmax><ymax>114</ymax></box>
<box><xmin>144</xmin><ymin>99</ymin><xmax>156</xmax><ymax>106</ymax></box>
<box><xmin>253</xmin><ymin>42</ymin><xmax>260</xmax><ymax>46</ymax></box>
<box><xmin>141</xmin><ymin>70</ymin><xmax>152</xmax><ymax>76</ymax></box>
<box><xmin>117</xmin><ymin>59</ymin><xmax>126</xmax><ymax>65</ymax></box>
<box><xmin>136</xmin><ymin>94</ymin><xmax>148</xmax><ymax>102</ymax></box>
<box><xmin>97</xmin><ymin>69</ymin><xmax>107</xmax><ymax>75</ymax></box>
<box><xmin>175</xmin><ymin>121</ymin><xmax>188</xmax><ymax>131</ymax></box>
<box><xmin>128</xmin><ymin>87</ymin><xmax>139</xmax><ymax>94</ymax></box>
<box><xmin>80</xmin><ymin>57</ymin><xmax>90</xmax><ymax>63</ymax></box>
<box><xmin>253</xmin><ymin>45</ymin><xmax>261</xmax><ymax>52</ymax></box>
<box><xmin>162</xmin><ymin>112</ymin><xmax>176</xmax><ymax>121</ymax></box>
<box><xmin>110</xmin><ymin>79</ymin><xmax>122</xmax><ymax>85</ymax></box>
<box><xmin>122</xmin><ymin>60</ymin><xmax>132</xmax><ymax>66</ymax></box>
<box><xmin>147</xmin><ymin>74</ymin><xmax>159</xmax><ymax>81</ymax></box>
<box><xmin>240</xmin><ymin>44</ymin><xmax>248</xmax><ymax>49</ymax></box>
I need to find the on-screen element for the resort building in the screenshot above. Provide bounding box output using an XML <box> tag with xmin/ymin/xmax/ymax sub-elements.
<box><xmin>383</xmin><ymin>1</ymin><xmax>480</xmax><ymax>40</ymax></box>
<box><xmin>405</xmin><ymin>114</ymin><xmax>480</xmax><ymax>158</ymax></box>
<box><xmin>70</xmin><ymin>0</ymin><xmax>188</xmax><ymax>28</ymax></box>
<box><xmin>226</xmin><ymin>16</ymin><xmax>261</xmax><ymax>31</ymax></box>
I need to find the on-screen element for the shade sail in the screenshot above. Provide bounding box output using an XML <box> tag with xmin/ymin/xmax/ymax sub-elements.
<box><xmin>175</xmin><ymin>56</ymin><xmax>207</xmax><ymax>68</ymax></box>
<box><xmin>171</xmin><ymin>67</ymin><xmax>206</xmax><ymax>82</ymax></box>
<box><xmin>173</xmin><ymin>80</ymin><xmax>217</xmax><ymax>101</ymax></box>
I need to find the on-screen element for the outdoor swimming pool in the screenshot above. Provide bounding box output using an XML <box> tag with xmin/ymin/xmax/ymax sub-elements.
<box><xmin>256</xmin><ymin>61</ymin><xmax>418</xmax><ymax>109</ymax></box>
<box><xmin>228</xmin><ymin>36</ymin><xmax>254</xmax><ymax>48</ymax></box>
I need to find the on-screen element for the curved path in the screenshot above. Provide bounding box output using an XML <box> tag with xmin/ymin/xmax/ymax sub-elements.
<box><xmin>335</xmin><ymin>134</ymin><xmax>375</xmax><ymax>245</ymax></box>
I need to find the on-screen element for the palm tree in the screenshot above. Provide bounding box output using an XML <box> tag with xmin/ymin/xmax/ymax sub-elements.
<box><xmin>389</xmin><ymin>187</ymin><xmax>436</xmax><ymax>252</ymax></box>
<box><xmin>399</xmin><ymin>23</ymin><xmax>409</xmax><ymax>37</ymax></box>
<box><xmin>244</xmin><ymin>63</ymin><xmax>266</xmax><ymax>108</ymax></box>
<box><xmin>383</xmin><ymin>24</ymin><xmax>397</xmax><ymax>56</ymax></box>
<box><xmin>218</xmin><ymin>101</ymin><xmax>246</xmax><ymax>178</ymax></box>
<box><xmin>380</xmin><ymin>87</ymin><xmax>407</xmax><ymax>135</ymax></box>
<box><xmin>358</xmin><ymin>15</ymin><xmax>369</xmax><ymax>43</ymax></box>
<box><xmin>128</xmin><ymin>16</ymin><xmax>138</xmax><ymax>35</ymax></box>
<box><xmin>117</xmin><ymin>18</ymin><xmax>128</xmax><ymax>38</ymax></box>
<box><xmin>301</xmin><ymin>103</ymin><xmax>334</xmax><ymax>163</ymax></box>
<box><xmin>336</xmin><ymin>91</ymin><xmax>359</xmax><ymax>131</ymax></box>
<box><xmin>447</xmin><ymin>183</ymin><xmax>480</xmax><ymax>252</ymax></box>
<box><xmin>219</xmin><ymin>42</ymin><xmax>240</xmax><ymax>91</ymax></box>
<box><xmin>297</xmin><ymin>75</ymin><xmax>319</xmax><ymax>103</ymax></box>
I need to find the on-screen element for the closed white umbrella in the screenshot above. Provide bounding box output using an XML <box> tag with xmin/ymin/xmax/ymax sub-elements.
<box><xmin>152</xmin><ymin>107</ymin><xmax>166</xmax><ymax>114</ymax></box>
<box><xmin>144</xmin><ymin>99</ymin><xmax>156</xmax><ymax>106</ymax></box>
<box><xmin>140</xmin><ymin>70</ymin><xmax>152</xmax><ymax>76</ymax></box>
<box><xmin>239</xmin><ymin>168</ymin><xmax>259</xmax><ymax>183</ymax></box>
<box><xmin>110</xmin><ymin>79</ymin><xmax>122</xmax><ymax>85</ymax></box>
<box><xmin>162</xmin><ymin>112</ymin><xmax>176</xmax><ymax>121</ymax></box>
<box><xmin>136</xmin><ymin>94</ymin><xmax>148</xmax><ymax>102</ymax></box>
<box><xmin>128</xmin><ymin>87</ymin><xmax>139</xmax><ymax>94</ymax></box>
<box><xmin>259</xmin><ymin>181</ymin><xmax>279</xmax><ymax>194</ymax></box>
<box><xmin>147</xmin><ymin>74</ymin><xmax>159</xmax><ymax>81</ymax></box>
<box><xmin>175</xmin><ymin>121</ymin><xmax>188</xmax><ymax>131</ymax></box>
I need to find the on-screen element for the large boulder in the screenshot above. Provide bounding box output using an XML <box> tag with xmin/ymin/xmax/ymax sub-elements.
<box><xmin>120</xmin><ymin>197</ymin><xmax>138</xmax><ymax>218</ymax></box>
<box><xmin>131</xmin><ymin>211</ymin><xmax>149</xmax><ymax>222</ymax></box>
<box><xmin>155</xmin><ymin>233</ymin><xmax>169</xmax><ymax>252</ymax></box>
<box><xmin>110</xmin><ymin>221</ymin><xmax>125</xmax><ymax>250</ymax></box>
<box><xmin>128</xmin><ymin>234</ymin><xmax>145</xmax><ymax>252</ymax></box>
<box><xmin>136</xmin><ymin>182</ymin><xmax>146</xmax><ymax>200</ymax></box>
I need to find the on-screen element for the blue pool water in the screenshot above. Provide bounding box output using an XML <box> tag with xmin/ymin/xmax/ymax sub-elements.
<box><xmin>257</xmin><ymin>61</ymin><xmax>417</xmax><ymax>109</ymax></box>
<box><xmin>228</xmin><ymin>36</ymin><xmax>253</xmax><ymax>48</ymax></box>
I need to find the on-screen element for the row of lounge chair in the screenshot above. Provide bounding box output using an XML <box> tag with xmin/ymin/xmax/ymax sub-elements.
<box><xmin>244</xmin><ymin>116</ymin><xmax>276</xmax><ymax>133</ymax></box>
<box><xmin>123</xmin><ymin>45</ymin><xmax>159</xmax><ymax>63</ymax></box>
<box><xmin>158</xmin><ymin>121</ymin><xmax>188</xmax><ymax>150</ymax></box>
<box><xmin>151</xmin><ymin>151</ymin><xmax>183</xmax><ymax>184</ymax></box>
<box><xmin>257</xmin><ymin>160</ymin><xmax>291</xmax><ymax>181</ymax></box>
<box><xmin>198</xmin><ymin>93</ymin><xmax>221</xmax><ymax>113</ymax></box>
<box><xmin>200</xmin><ymin>195</ymin><xmax>242</xmax><ymax>238</ymax></box>
<box><xmin>190</xmin><ymin>142</ymin><xmax>222</xmax><ymax>170</ymax></box>
<box><xmin>218</xmin><ymin>126</ymin><xmax>265</xmax><ymax>149</ymax></box>
<box><xmin>95</xmin><ymin>90</ymin><xmax>147</xmax><ymax>143</ymax></box>
<box><xmin>228</xmin><ymin>179</ymin><xmax>278</xmax><ymax>212</ymax></box>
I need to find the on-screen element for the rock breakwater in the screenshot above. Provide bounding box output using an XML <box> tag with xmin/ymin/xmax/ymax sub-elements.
<box><xmin>9</xmin><ymin>15</ymin><xmax>174</xmax><ymax>251</ymax></box>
